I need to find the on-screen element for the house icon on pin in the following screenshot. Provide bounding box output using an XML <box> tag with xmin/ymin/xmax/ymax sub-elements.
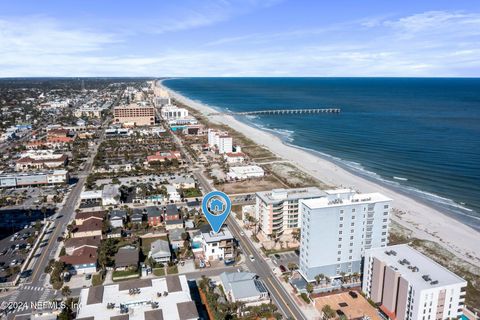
<box><xmin>209</xmin><ymin>198</ymin><xmax>224</xmax><ymax>214</ymax></box>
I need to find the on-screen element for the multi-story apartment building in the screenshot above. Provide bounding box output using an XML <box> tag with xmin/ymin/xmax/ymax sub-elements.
<box><xmin>255</xmin><ymin>187</ymin><xmax>325</xmax><ymax>237</ymax></box>
<box><xmin>299</xmin><ymin>189</ymin><xmax>392</xmax><ymax>281</ymax></box>
<box><xmin>113</xmin><ymin>103</ymin><xmax>155</xmax><ymax>126</ymax></box>
<box><xmin>363</xmin><ymin>244</ymin><xmax>467</xmax><ymax>320</ymax></box>
<box><xmin>207</xmin><ymin>129</ymin><xmax>233</xmax><ymax>154</ymax></box>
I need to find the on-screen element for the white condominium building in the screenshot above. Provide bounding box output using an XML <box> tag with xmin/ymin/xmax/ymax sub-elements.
<box><xmin>299</xmin><ymin>189</ymin><xmax>392</xmax><ymax>281</ymax></box>
<box><xmin>255</xmin><ymin>187</ymin><xmax>325</xmax><ymax>237</ymax></box>
<box><xmin>363</xmin><ymin>245</ymin><xmax>467</xmax><ymax>320</ymax></box>
<box><xmin>207</xmin><ymin>129</ymin><xmax>233</xmax><ymax>154</ymax></box>
<box><xmin>161</xmin><ymin>105</ymin><xmax>189</xmax><ymax>120</ymax></box>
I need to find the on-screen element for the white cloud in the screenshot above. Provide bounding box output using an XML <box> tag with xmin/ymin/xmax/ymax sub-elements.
<box><xmin>0</xmin><ymin>10</ymin><xmax>479</xmax><ymax>77</ymax></box>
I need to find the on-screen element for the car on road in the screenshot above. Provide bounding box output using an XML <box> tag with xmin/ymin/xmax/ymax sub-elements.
<box><xmin>249</xmin><ymin>255</ymin><xmax>255</xmax><ymax>262</ymax></box>
<box><xmin>240</xmin><ymin>231</ymin><xmax>245</xmax><ymax>236</ymax></box>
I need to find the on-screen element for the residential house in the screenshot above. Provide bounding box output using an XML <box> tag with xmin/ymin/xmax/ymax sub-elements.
<box><xmin>165</xmin><ymin>204</ymin><xmax>183</xmax><ymax>231</ymax></box>
<box><xmin>149</xmin><ymin>239</ymin><xmax>171</xmax><ymax>263</ymax></box>
<box><xmin>130</xmin><ymin>209</ymin><xmax>144</xmax><ymax>224</ymax></box>
<box><xmin>220</xmin><ymin>272</ymin><xmax>269</xmax><ymax>307</ymax></box>
<box><xmin>169</xmin><ymin>228</ymin><xmax>186</xmax><ymax>250</ymax></box>
<box><xmin>60</xmin><ymin>246</ymin><xmax>97</xmax><ymax>274</ymax></box>
<box><xmin>71</xmin><ymin>219</ymin><xmax>103</xmax><ymax>238</ymax></box>
<box><xmin>114</xmin><ymin>246</ymin><xmax>139</xmax><ymax>271</ymax></box>
<box><xmin>74</xmin><ymin>210</ymin><xmax>105</xmax><ymax>226</ymax></box>
<box><xmin>224</xmin><ymin>152</ymin><xmax>246</xmax><ymax>164</ymax></box>
<box><xmin>64</xmin><ymin>236</ymin><xmax>101</xmax><ymax>255</ymax></box>
<box><xmin>109</xmin><ymin>209</ymin><xmax>126</xmax><ymax>229</ymax></box>
<box><xmin>200</xmin><ymin>226</ymin><xmax>235</xmax><ymax>261</ymax></box>
<box><xmin>146</xmin><ymin>206</ymin><xmax>162</xmax><ymax>226</ymax></box>
<box><xmin>170</xmin><ymin>176</ymin><xmax>196</xmax><ymax>189</ymax></box>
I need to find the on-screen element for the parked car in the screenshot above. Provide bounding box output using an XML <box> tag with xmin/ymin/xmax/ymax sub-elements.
<box><xmin>249</xmin><ymin>255</ymin><xmax>255</xmax><ymax>262</ymax></box>
<box><xmin>279</xmin><ymin>265</ymin><xmax>287</xmax><ymax>273</ymax></box>
<box><xmin>349</xmin><ymin>291</ymin><xmax>358</xmax><ymax>298</ymax></box>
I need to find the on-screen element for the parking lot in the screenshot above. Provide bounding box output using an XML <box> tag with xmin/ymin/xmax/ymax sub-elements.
<box><xmin>270</xmin><ymin>251</ymin><xmax>299</xmax><ymax>271</ymax></box>
<box><xmin>0</xmin><ymin>224</ymin><xmax>40</xmax><ymax>284</ymax></box>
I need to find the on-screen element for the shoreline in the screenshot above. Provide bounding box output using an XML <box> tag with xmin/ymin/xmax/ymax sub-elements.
<box><xmin>159</xmin><ymin>80</ymin><xmax>480</xmax><ymax>265</ymax></box>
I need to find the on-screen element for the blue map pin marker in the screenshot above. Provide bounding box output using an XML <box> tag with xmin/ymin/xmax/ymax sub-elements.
<box><xmin>202</xmin><ymin>191</ymin><xmax>232</xmax><ymax>233</ymax></box>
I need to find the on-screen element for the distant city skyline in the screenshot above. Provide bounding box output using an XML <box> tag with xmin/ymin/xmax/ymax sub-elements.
<box><xmin>1</xmin><ymin>0</ymin><xmax>479</xmax><ymax>77</ymax></box>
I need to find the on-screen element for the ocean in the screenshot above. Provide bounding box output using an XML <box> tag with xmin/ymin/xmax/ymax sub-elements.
<box><xmin>163</xmin><ymin>78</ymin><xmax>480</xmax><ymax>230</ymax></box>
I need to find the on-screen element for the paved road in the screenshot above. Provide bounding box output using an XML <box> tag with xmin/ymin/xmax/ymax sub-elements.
<box><xmin>169</xmin><ymin>128</ymin><xmax>306</xmax><ymax>320</ymax></box>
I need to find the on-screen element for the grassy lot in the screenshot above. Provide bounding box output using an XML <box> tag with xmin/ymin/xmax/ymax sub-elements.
<box><xmin>112</xmin><ymin>269</ymin><xmax>140</xmax><ymax>279</ymax></box>
<box><xmin>153</xmin><ymin>268</ymin><xmax>165</xmax><ymax>276</ymax></box>
<box><xmin>263</xmin><ymin>162</ymin><xmax>330</xmax><ymax>189</ymax></box>
<box><xmin>167</xmin><ymin>265</ymin><xmax>178</xmax><ymax>274</ymax></box>
<box><xmin>215</xmin><ymin>175</ymin><xmax>285</xmax><ymax>194</ymax></box>
<box><xmin>92</xmin><ymin>273</ymin><xmax>104</xmax><ymax>286</ymax></box>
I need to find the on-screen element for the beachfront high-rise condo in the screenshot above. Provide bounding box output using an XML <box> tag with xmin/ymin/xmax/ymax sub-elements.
<box><xmin>255</xmin><ymin>187</ymin><xmax>325</xmax><ymax>238</ymax></box>
<box><xmin>207</xmin><ymin>129</ymin><xmax>233</xmax><ymax>154</ymax></box>
<box><xmin>362</xmin><ymin>244</ymin><xmax>467</xmax><ymax>320</ymax></box>
<box><xmin>299</xmin><ymin>189</ymin><xmax>392</xmax><ymax>281</ymax></box>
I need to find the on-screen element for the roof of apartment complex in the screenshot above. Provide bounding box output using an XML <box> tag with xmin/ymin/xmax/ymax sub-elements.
<box><xmin>366</xmin><ymin>244</ymin><xmax>466</xmax><ymax>290</ymax></box>
<box><xmin>77</xmin><ymin>275</ymin><xmax>198</xmax><ymax>320</ymax></box>
<box><xmin>220</xmin><ymin>272</ymin><xmax>268</xmax><ymax>300</ymax></box>
<box><xmin>301</xmin><ymin>188</ymin><xmax>392</xmax><ymax>209</ymax></box>
<box><xmin>256</xmin><ymin>187</ymin><xmax>325</xmax><ymax>204</ymax></box>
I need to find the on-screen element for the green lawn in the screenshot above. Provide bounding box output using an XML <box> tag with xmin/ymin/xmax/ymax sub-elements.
<box><xmin>167</xmin><ymin>265</ymin><xmax>178</xmax><ymax>274</ymax></box>
<box><xmin>153</xmin><ymin>268</ymin><xmax>165</xmax><ymax>276</ymax></box>
<box><xmin>112</xmin><ymin>269</ymin><xmax>140</xmax><ymax>279</ymax></box>
<box><xmin>92</xmin><ymin>273</ymin><xmax>104</xmax><ymax>286</ymax></box>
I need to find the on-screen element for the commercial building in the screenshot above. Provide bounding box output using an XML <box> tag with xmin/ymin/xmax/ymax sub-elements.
<box><xmin>146</xmin><ymin>150</ymin><xmax>181</xmax><ymax>164</ymax></box>
<box><xmin>299</xmin><ymin>189</ymin><xmax>392</xmax><ymax>281</ymax></box>
<box><xmin>227</xmin><ymin>165</ymin><xmax>264</xmax><ymax>180</ymax></box>
<box><xmin>15</xmin><ymin>150</ymin><xmax>68</xmax><ymax>171</ymax></box>
<box><xmin>362</xmin><ymin>244</ymin><xmax>467</xmax><ymax>320</ymax></box>
<box><xmin>220</xmin><ymin>272</ymin><xmax>269</xmax><ymax>307</ymax></box>
<box><xmin>76</xmin><ymin>275</ymin><xmax>198</xmax><ymax>320</ymax></box>
<box><xmin>113</xmin><ymin>103</ymin><xmax>155</xmax><ymax>126</ymax></box>
<box><xmin>0</xmin><ymin>170</ymin><xmax>69</xmax><ymax>188</ymax></box>
<box><xmin>255</xmin><ymin>187</ymin><xmax>325</xmax><ymax>237</ymax></box>
<box><xmin>208</xmin><ymin>129</ymin><xmax>233</xmax><ymax>154</ymax></box>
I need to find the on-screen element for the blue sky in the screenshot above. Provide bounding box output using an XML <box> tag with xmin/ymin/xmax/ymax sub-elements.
<box><xmin>1</xmin><ymin>0</ymin><xmax>479</xmax><ymax>77</ymax></box>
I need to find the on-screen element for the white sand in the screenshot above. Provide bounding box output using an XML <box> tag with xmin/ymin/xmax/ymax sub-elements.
<box><xmin>161</xmin><ymin>83</ymin><xmax>480</xmax><ymax>265</ymax></box>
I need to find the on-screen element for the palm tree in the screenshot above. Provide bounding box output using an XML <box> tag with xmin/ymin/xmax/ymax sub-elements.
<box><xmin>61</xmin><ymin>286</ymin><xmax>71</xmax><ymax>297</ymax></box>
<box><xmin>315</xmin><ymin>274</ymin><xmax>325</xmax><ymax>285</ymax></box>
<box><xmin>322</xmin><ymin>304</ymin><xmax>336</xmax><ymax>320</ymax></box>
<box><xmin>306</xmin><ymin>283</ymin><xmax>314</xmax><ymax>295</ymax></box>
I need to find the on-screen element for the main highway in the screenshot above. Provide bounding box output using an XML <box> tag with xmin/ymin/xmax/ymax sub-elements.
<box><xmin>169</xmin><ymin>124</ymin><xmax>306</xmax><ymax>320</ymax></box>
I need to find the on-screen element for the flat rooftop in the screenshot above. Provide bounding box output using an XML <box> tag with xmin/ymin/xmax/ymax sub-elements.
<box><xmin>367</xmin><ymin>244</ymin><xmax>466</xmax><ymax>290</ymax></box>
<box><xmin>301</xmin><ymin>189</ymin><xmax>391</xmax><ymax>209</ymax></box>
<box><xmin>256</xmin><ymin>187</ymin><xmax>325</xmax><ymax>204</ymax></box>
<box><xmin>77</xmin><ymin>275</ymin><xmax>198</xmax><ymax>320</ymax></box>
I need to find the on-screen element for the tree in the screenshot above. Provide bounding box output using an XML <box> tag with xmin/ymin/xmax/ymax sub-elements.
<box><xmin>322</xmin><ymin>304</ymin><xmax>336</xmax><ymax>319</ymax></box>
<box><xmin>315</xmin><ymin>273</ymin><xmax>325</xmax><ymax>285</ymax></box>
<box><xmin>306</xmin><ymin>283</ymin><xmax>314</xmax><ymax>294</ymax></box>
<box><xmin>62</xmin><ymin>286</ymin><xmax>71</xmax><ymax>296</ymax></box>
<box><xmin>291</xmin><ymin>228</ymin><xmax>301</xmax><ymax>242</ymax></box>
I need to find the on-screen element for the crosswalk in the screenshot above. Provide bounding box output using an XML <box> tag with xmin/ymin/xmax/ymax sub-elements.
<box><xmin>20</xmin><ymin>285</ymin><xmax>45</xmax><ymax>291</ymax></box>
<box><xmin>39</xmin><ymin>288</ymin><xmax>53</xmax><ymax>301</ymax></box>
<box><xmin>7</xmin><ymin>290</ymin><xmax>20</xmax><ymax>302</ymax></box>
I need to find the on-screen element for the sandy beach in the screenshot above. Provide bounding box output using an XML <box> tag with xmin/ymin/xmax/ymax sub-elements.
<box><xmin>161</xmin><ymin>82</ymin><xmax>480</xmax><ymax>265</ymax></box>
